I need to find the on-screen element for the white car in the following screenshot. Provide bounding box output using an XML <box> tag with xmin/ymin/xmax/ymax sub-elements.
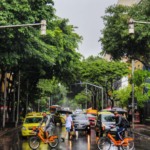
<box><xmin>75</xmin><ymin>109</ymin><xmax>82</xmax><ymax>114</ymax></box>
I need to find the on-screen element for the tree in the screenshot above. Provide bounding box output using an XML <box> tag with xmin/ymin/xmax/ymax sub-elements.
<box><xmin>0</xmin><ymin>0</ymin><xmax>82</xmax><ymax>124</ymax></box>
<box><xmin>74</xmin><ymin>91</ymin><xmax>91</xmax><ymax>109</ymax></box>
<box><xmin>79</xmin><ymin>56</ymin><xmax>129</xmax><ymax>108</ymax></box>
<box><xmin>113</xmin><ymin>70</ymin><xmax>150</xmax><ymax>108</ymax></box>
<box><xmin>100</xmin><ymin>0</ymin><xmax>150</xmax><ymax>69</ymax></box>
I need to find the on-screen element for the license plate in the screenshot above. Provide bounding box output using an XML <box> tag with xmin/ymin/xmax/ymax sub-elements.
<box><xmin>78</xmin><ymin>125</ymin><xmax>82</xmax><ymax>128</ymax></box>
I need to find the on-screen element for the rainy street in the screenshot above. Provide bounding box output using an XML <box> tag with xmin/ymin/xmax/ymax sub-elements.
<box><xmin>0</xmin><ymin>126</ymin><xmax>97</xmax><ymax>150</ymax></box>
<box><xmin>0</xmin><ymin>126</ymin><xmax>150</xmax><ymax>150</ymax></box>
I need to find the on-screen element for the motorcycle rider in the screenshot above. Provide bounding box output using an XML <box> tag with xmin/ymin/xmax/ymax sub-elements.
<box><xmin>39</xmin><ymin>111</ymin><xmax>55</xmax><ymax>143</ymax></box>
<box><xmin>114</xmin><ymin>111</ymin><xmax>126</xmax><ymax>141</ymax></box>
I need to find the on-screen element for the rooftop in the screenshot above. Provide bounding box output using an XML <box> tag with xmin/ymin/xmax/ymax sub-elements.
<box><xmin>117</xmin><ymin>0</ymin><xmax>141</xmax><ymax>6</ymax></box>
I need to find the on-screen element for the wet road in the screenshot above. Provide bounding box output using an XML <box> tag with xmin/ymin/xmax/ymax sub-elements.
<box><xmin>0</xmin><ymin>126</ymin><xmax>98</xmax><ymax>150</ymax></box>
<box><xmin>0</xmin><ymin>126</ymin><xmax>150</xmax><ymax>150</ymax></box>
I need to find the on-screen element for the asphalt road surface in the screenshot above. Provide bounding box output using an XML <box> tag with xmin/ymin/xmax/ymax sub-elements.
<box><xmin>0</xmin><ymin>126</ymin><xmax>149</xmax><ymax>150</ymax></box>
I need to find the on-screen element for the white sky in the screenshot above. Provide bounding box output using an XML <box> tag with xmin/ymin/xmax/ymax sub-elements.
<box><xmin>54</xmin><ymin>0</ymin><xmax>118</xmax><ymax>58</ymax></box>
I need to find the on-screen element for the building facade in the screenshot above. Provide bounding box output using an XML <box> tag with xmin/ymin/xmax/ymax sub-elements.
<box><xmin>117</xmin><ymin>0</ymin><xmax>141</xmax><ymax>6</ymax></box>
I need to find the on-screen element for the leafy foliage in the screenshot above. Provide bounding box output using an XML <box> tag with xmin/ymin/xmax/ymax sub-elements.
<box><xmin>0</xmin><ymin>0</ymin><xmax>82</xmax><ymax>120</ymax></box>
<box><xmin>100</xmin><ymin>0</ymin><xmax>150</xmax><ymax>69</ymax></box>
<box><xmin>113</xmin><ymin>70</ymin><xmax>150</xmax><ymax>107</ymax></box>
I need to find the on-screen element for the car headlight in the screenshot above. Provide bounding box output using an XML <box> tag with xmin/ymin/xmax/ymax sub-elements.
<box><xmin>22</xmin><ymin>126</ymin><xmax>27</xmax><ymax>130</ymax></box>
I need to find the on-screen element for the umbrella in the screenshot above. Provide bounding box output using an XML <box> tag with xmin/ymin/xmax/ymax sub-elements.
<box><xmin>57</xmin><ymin>110</ymin><xmax>72</xmax><ymax>114</ymax></box>
<box><xmin>109</xmin><ymin>107</ymin><xmax>127</xmax><ymax>114</ymax></box>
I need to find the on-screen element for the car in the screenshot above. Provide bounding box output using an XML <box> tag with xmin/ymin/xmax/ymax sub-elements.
<box><xmin>95</xmin><ymin>111</ymin><xmax>116</xmax><ymax>137</ymax></box>
<box><xmin>87</xmin><ymin>113</ymin><xmax>97</xmax><ymax>127</ymax></box>
<box><xmin>86</xmin><ymin>108</ymin><xmax>98</xmax><ymax>127</ymax></box>
<box><xmin>74</xmin><ymin>109</ymin><xmax>83</xmax><ymax>114</ymax></box>
<box><xmin>21</xmin><ymin>112</ymin><xmax>44</xmax><ymax>137</ymax></box>
<box><xmin>72</xmin><ymin>113</ymin><xmax>91</xmax><ymax>134</ymax></box>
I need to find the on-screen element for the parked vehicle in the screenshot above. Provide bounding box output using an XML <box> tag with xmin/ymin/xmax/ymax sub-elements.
<box><xmin>95</xmin><ymin>111</ymin><xmax>116</xmax><ymax>137</ymax></box>
<box><xmin>72</xmin><ymin>113</ymin><xmax>91</xmax><ymax>134</ymax></box>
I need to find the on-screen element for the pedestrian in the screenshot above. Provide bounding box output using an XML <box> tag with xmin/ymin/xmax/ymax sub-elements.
<box><xmin>64</xmin><ymin>112</ymin><xmax>73</xmax><ymax>140</ymax></box>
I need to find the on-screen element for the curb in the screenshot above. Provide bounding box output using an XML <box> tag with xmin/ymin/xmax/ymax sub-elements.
<box><xmin>0</xmin><ymin>126</ymin><xmax>21</xmax><ymax>137</ymax></box>
<box><xmin>133</xmin><ymin>131</ymin><xmax>150</xmax><ymax>138</ymax></box>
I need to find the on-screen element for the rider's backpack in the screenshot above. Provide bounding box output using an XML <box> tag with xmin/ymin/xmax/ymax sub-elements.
<box><xmin>121</xmin><ymin>117</ymin><xmax>130</xmax><ymax>128</ymax></box>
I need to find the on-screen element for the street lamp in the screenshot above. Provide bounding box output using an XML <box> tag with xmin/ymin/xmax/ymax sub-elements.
<box><xmin>0</xmin><ymin>20</ymin><xmax>47</xmax><ymax>35</ymax></box>
<box><xmin>128</xmin><ymin>18</ymin><xmax>135</xmax><ymax>129</ymax></box>
<box><xmin>128</xmin><ymin>18</ymin><xmax>150</xmax><ymax>129</ymax></box>
<box><xmin>75</xmin><ymin>82</ymin><xmax>104</xmax><ymax>110</ymax></box>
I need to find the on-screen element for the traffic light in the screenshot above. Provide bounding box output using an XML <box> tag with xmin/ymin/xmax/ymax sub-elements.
<box><xmin>41</xmin><ymin>20</ymin><xmax>46</xmax><ymax>35</ymax></box>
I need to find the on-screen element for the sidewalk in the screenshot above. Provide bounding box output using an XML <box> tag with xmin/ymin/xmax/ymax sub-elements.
<box><xmin>0</xmin><ymin>125</ymin><xmax>21</xmax><ymax>137</ymax></box>
<box><xmin>133</xmin><ymin>123</ymin><xmax>150</xmax><ymax>138</ymax></box>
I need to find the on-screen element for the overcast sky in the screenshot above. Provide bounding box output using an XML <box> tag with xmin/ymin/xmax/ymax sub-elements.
<box><xmin>54</xmin><ymin>0</ymin><xmax>118</xmax><ymax>58</ymax></box>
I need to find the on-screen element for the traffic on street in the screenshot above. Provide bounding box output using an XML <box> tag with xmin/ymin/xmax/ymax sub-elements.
<box><xmin>0</xmin><ymin>0</ymin><xmax>150</xmax><ymax>150</ymax></box>
<box><xmin>0</xmin><ymin>116</ymin><xmax>150</xmax><ymax>150</ymax></box>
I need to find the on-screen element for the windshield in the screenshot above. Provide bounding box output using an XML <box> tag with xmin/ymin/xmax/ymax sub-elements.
<box><xmin>87</xmin><ymin>114</ymin><xmax>96</xmax><ymax>117</ymax></box>
<box><xmin>25</xmin><ymin>117</ymin><xmax>42</xmax><ymax>123</ymax></box>
<box><xmin>102</xmin><ymin>115</ymin><xmax>115</xmax><ymax>122</ymax></box>
<box><xmin>72</xmin><ymin>114</ymin><xmax>87</xmax><ymax>120</ymax></box>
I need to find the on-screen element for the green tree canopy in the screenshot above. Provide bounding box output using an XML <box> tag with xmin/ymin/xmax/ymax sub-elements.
<box><xmin>0</xmin><ymin>0</ymin><xmax>82</xmax><ymax>119</ymax></box>
<box><xmin>113</xmin><ymin>69</ymin><xmax>150</xmax><ymax>108</ymax></box>
<box><xmin>100</xmin><ymin>0</ymin><xmax>150</xmax><ymax>69</ymax></box>
<box><xmin>78</xmin><ymin>56</ymin><xmax>129</xmax><ymax>107</ymax></box>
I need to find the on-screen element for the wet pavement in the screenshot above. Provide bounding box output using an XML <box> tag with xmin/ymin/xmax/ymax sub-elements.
<box><xmin>0</xmin><ymin>126</ymin><xmax>98</xmax><ymax>150</ymax></box>
<box><xmin>0</xmin><ymin>124</ymin><xmax>150</xmax><ymax>150</ymax></box>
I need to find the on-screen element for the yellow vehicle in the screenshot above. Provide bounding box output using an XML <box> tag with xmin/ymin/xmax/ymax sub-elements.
<box><xmin>86</xmin><ymin>108</ymin><xmax>98</xmax><ymax>115</ymax></box>
<box><xmin>86</xmin><ymin>108</ymin><xmax>98</xmax><ymax>127</ymax></box>
<box><xmin>21</xmin><ymin>112</ymin><xmax>44</xmax><ymax>137</ymax></box>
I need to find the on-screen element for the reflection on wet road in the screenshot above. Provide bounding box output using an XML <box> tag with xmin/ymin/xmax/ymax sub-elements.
<box><xmin>21</xmin><ymin>126</ymin><xmax>97</xmax><ymax>150</ymax></box>
<box><xmin>0</xmin><ymin>126</ymin><xmax>150</xmax><ymax>150</ymax></box>
<box><xmin>0</xmin><ymin>126</ymin><xmax>98</xmax><ymax>150</ymax></box>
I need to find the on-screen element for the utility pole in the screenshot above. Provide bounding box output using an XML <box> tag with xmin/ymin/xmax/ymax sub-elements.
<box><xmin>2</xmin><ymin>72</ymin><xmax>7</xmax><ymax>128</ymax></box>
<box><xmin>128</xmin><ymin>18</ymin><xmax>150</xmax><ymax>129</ymax></box>
<box><xmin>15</xmin><ymin>70</ymin><xmax>20</xmax><ymax>127</ymax></box>
<box><xmin>75</xmin><ymin>82</ymin><xmax>104</xmax><ymax>110</ymax></box>
<box><xmin>26</xmin><ymin>80</ymin><xmax>29</xmax><ymax>115</ymax></box>
<box><xmin>132</xmin><ymin>60</ymin><xmax>135</xmax><ymax>129</ymax></box>
<box><xmin>85</xmin><ymin>84</ymin><xmax>88</xmax><ymax>109</ymax></box>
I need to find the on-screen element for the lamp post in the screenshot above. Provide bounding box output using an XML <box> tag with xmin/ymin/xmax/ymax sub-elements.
<box><xmin>15</xmin><ymin>70</ymin><xmax>21</xmax><ymax>127</ymax></box>
<box><xmin>128</xmin><ymin>18</ymin><xmax>135</xmax><ymax>129</ymax></box>
<box><xmin>2</xmin><ymin>73</ymin><xmax>7</xmax><ymax>128</ymax></box>
<box><xmin>128</xmin><ymin>18</ymin><xmax>150</xmax><ymax>129</ymax></box>
<box><xmin>75</xmin><ymin>82</ymin><xmax>104</xmax><ymax>110</ymax></box>
<box><xmin>0</xmin><ymin>20</ymin><xmax>47</xmax><ymax>35</ymax></box>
